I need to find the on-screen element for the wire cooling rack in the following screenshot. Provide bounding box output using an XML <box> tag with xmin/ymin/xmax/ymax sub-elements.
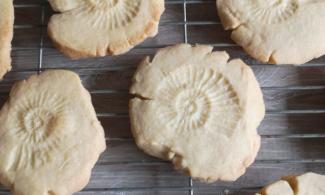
<box><xmin>1</xmin><ymin>0</ymin><xmax>325</xmax><ymax>194</ymax></box>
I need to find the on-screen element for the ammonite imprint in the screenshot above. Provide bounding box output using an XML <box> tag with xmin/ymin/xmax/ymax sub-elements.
<box><xmin>248</xmin><ymin>0</ymin><xmax>299</xmax><ymax>24</ymax></box>
<box><xmin>82</xmin><ymin>0</ymin><xmax>142</xmax><ymax>30</ymax></box>
<box><xmin>0</xmin><ymin>70</ymin><xmax>106</xmax><ymax>195</ymax></box>
<box><xmin>8</xmin><ymin>92</ymin><xmax>66</xmax><ymax>169</ymax></box>
<box><xmin>157</xmin><ymin>66</ymin><xmax>241</xmax><ymax>136</ymax></box>
<box><xmin>48</xmin><ymin>0</ymin><xmax>164</xmax><ymax>58</ymax></box>
<box><xmin>130</xmin><ymin>45</ymin><xmax>265</xmax><ymax>182</ymax></box>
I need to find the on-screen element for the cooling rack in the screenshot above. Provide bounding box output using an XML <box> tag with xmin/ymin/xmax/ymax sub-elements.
<box><xmin>1</xmin><ymin>0</ymin><xmax>325</xmax><ymax>194</ymax></box>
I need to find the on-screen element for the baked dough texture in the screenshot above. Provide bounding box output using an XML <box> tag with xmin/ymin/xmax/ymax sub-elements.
<box><xmin>288</xmin><ymin>172</ymin><xmax>325</xmax><ymax>195</ymax></box>
<box><xmin>217</xmin><ymin>0</ymin><xmax>325</xmax><ymax>65</ymax></box>
<box><xmin>48</xmin><ymin>0</ymin><xmax>165</xmax><ymax>59</ymax></box>
<box><xmin>0</xmin><ymin>70</ymin><xmax>106</xmax><ymax>195</ymax></box>
<box><xmin>256</xmin><ymin>172</ymin><xmax>325</xmax><ymax>195</ymax></box>
<box><xmin>260</xmin><ymin>180</ymin><xmax>295</xmax><ymax>195</ymax></box>
<box><xmin>129</xmin><ymin>44</ymin><xmax>265</xmax><ymax>182</ymax></box>
<box><xmin>0</xmin><ymin>0</ymin><xmax>14</xmax><ymax>79</ymax></box>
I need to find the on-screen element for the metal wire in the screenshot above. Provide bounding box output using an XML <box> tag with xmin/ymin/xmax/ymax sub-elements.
<box><xmin>7</xmin><ymin>0</ymin><xmax>325</xmax><ymax>194</ymax></box>
<box><xmin>38</xmin><ymin>3</ymin><xmax>46</xmax><ymax>74</ymax></box>
<box><xmin>183</xmin><ymin>0</ymin><xmax>188</xmax><ymax>44</ymax></box>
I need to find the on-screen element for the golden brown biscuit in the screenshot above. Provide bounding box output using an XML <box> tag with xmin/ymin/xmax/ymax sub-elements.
<box><xmin>287</xmin><ymin>172</ymin><xmax>325</xmax><ymax>195</ymax></box>
<box><xmin>48</xmin><ymin>0</ymin><xmax>165</xmax><ymax>59</ymax></box>
<box><xmin>257</xmin><ymin>172</ymin><xmax>325</xmax><ymax>195</ymax></box>
<box><xmin>0</xmin><ymin>70</ymin><xmax>106</xmax><ymax>195</ymax></box>
<box><xmin>260</xmin><ymin>180</ymin><xmax>294</xmax><ymax>195</ymax></box>
<box><xmin>0</xmin><ymin>0</ymin><xmax>14</xmax><ymax>79</ymax></box>
<box><xmin>217</xmin><ymin>0</ymin><xmax>325</xmax><ymax>65</ymax></box>
<box><xmin>129</xmin><ymin>44</ymin><xmax>265</xmax><ymax>182</ymax></box>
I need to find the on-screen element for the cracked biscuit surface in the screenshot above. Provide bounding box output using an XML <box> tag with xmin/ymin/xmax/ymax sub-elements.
<box><xmin>217</xmin><ymin>0</ymin><xmax>325</xmax><ymax>65</ymax></box>
<box><xmin>129</xmin><ymin>44</ymin><xmax>265</xmax><ymax>182</ymax></box>
<box><xmin>0</xmin><ymin>70</ymin><xmax>106</xmax><ymax>195</ymax></box>
<box><xmin>48</xmin><ymin>0</ymin><xmax>165</xmax><ymax>59</ymax></box>
<box><xmin>0</xmin><ymin>0</ymin><xmax>14</xmax><ymax>79</ymax></box>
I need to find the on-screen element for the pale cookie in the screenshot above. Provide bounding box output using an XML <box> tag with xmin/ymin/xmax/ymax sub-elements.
<box><xmin>257</xmin><ymin>172</ymin><xmax>325</xmax><ymax>195</ymax></box>
<box><xmin>286</xmin><ymin>172</ymin><xmax>325</xmax><ymax>195</ymax></box>
<box><xmin>217</xmin><ymin>0</ymin><xmax>325</xmax><ymax>65</ymax></box>
<box><xmin>260</xmin><ymin>180</ymin><xmax>294</xmax><ymax>195</ymax></box>
<box><xmin>0</xmin><ymin>70</ymin><xmax>106</xmax><ymax>195</ymax></box>
<box><xmin>48</xmin><ymin>0</ymin><xmax>165</xmax><ymax>59</ymax></box>
<box><xmin>0</xmin><ymin>0</ymin><xmax>14</xmax><ymax>79</ymax></box>
<box><xmin>129</xmin><ymin>44</ymin><xmax>265</xmax><ymax>182</ymax></box>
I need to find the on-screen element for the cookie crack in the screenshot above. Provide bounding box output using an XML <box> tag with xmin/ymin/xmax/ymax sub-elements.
<box><xmin>169</xmin><ymin>151</ymin><xmax>190</xmax><ymax>174</ymax></box>
<box><xmin>224</xmin><ymin>6</ymin><xmax>247</xmax><ymax>30</ymax></box>
<box><xmin>282</xmin><ymin>176</ymin><xmax>299</xmax><ymax>195</ymax></box>
<box><xmin>132</xmin><ymin>93</ymin><xmax>153</xmax><ymax>101</ymax></box>
<box><xmin>268</xmin><ymin>50</ymin><xmax>278</xmax><ymax>64</ymax></box>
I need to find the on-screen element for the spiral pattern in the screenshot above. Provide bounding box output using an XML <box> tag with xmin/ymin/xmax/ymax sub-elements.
<box><xmin>80</xmin><ymin>0</ymin><xmax>142</xmax><ymax>30</ymax></box>
<box><xmin>8</xmin><ymin>92</ymin><xmax>66</xmax><ymax>169</ymax></box>
<box><xmin>157</xmin><ymin>66</ymin><xmax>242</xmax><ymax>136</ymax></box>
<box><xmin>249</xmin><ymin>0</ymin><xmax>299</xmax><ymax>24</ymax></box>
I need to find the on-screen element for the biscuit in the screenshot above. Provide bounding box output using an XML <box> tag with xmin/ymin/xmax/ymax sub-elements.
<box><xmin>286</xmin><ymin>172</ymin><xmax>325</xmax><ymax>195</ymax></box>
<box><xmin>257</xmin><ymin>172</ymin><xmax>325</xmax><ymax>195</ymax></box>
<box><xmin>48</xmin><ymin>0</ymin><xmax>165</xmax><ymax>59</ymax></box>
<box><xmin>0</xmin><ymin>0</ymin><xmax>14</xmax><ymax>79</ymax></box>
<box><xmin>217</xmin><ymin>0</ymin><xmax>325</xmax><ymax>65</ymax></box>
<box><xmin>129</xmin><ymin>44</ymin><xmax>265</xmax><ymax>182</ymax></box>
<box><xmin>0</xmin><ymin>70</ymin><xmax>106</xmax><ymax>195</ymax></box>
<box><xmin>260</xmin><ymin>180</ymin><xmax>294</xmax><ymax>195</ymax></box>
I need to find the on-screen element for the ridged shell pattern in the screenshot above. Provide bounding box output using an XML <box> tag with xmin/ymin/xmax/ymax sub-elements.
<box><xmin>6</xmin><ymin>92</ymin><xmax>66</xmax><ymax>169</ymax></box>
<box><xmin>78</xmin><ymin>0</ymin><xmax>142</xmax><ymax>30</ymax></box>
<box><xmin>248</xmin><ymin>0</ymin><xmax>299</xmax><ymax>24</ymax></box>
<box><xmin>157</xmin><ymin>66</ymin><xmax>242</xmax><ymax>137</ymax></box>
